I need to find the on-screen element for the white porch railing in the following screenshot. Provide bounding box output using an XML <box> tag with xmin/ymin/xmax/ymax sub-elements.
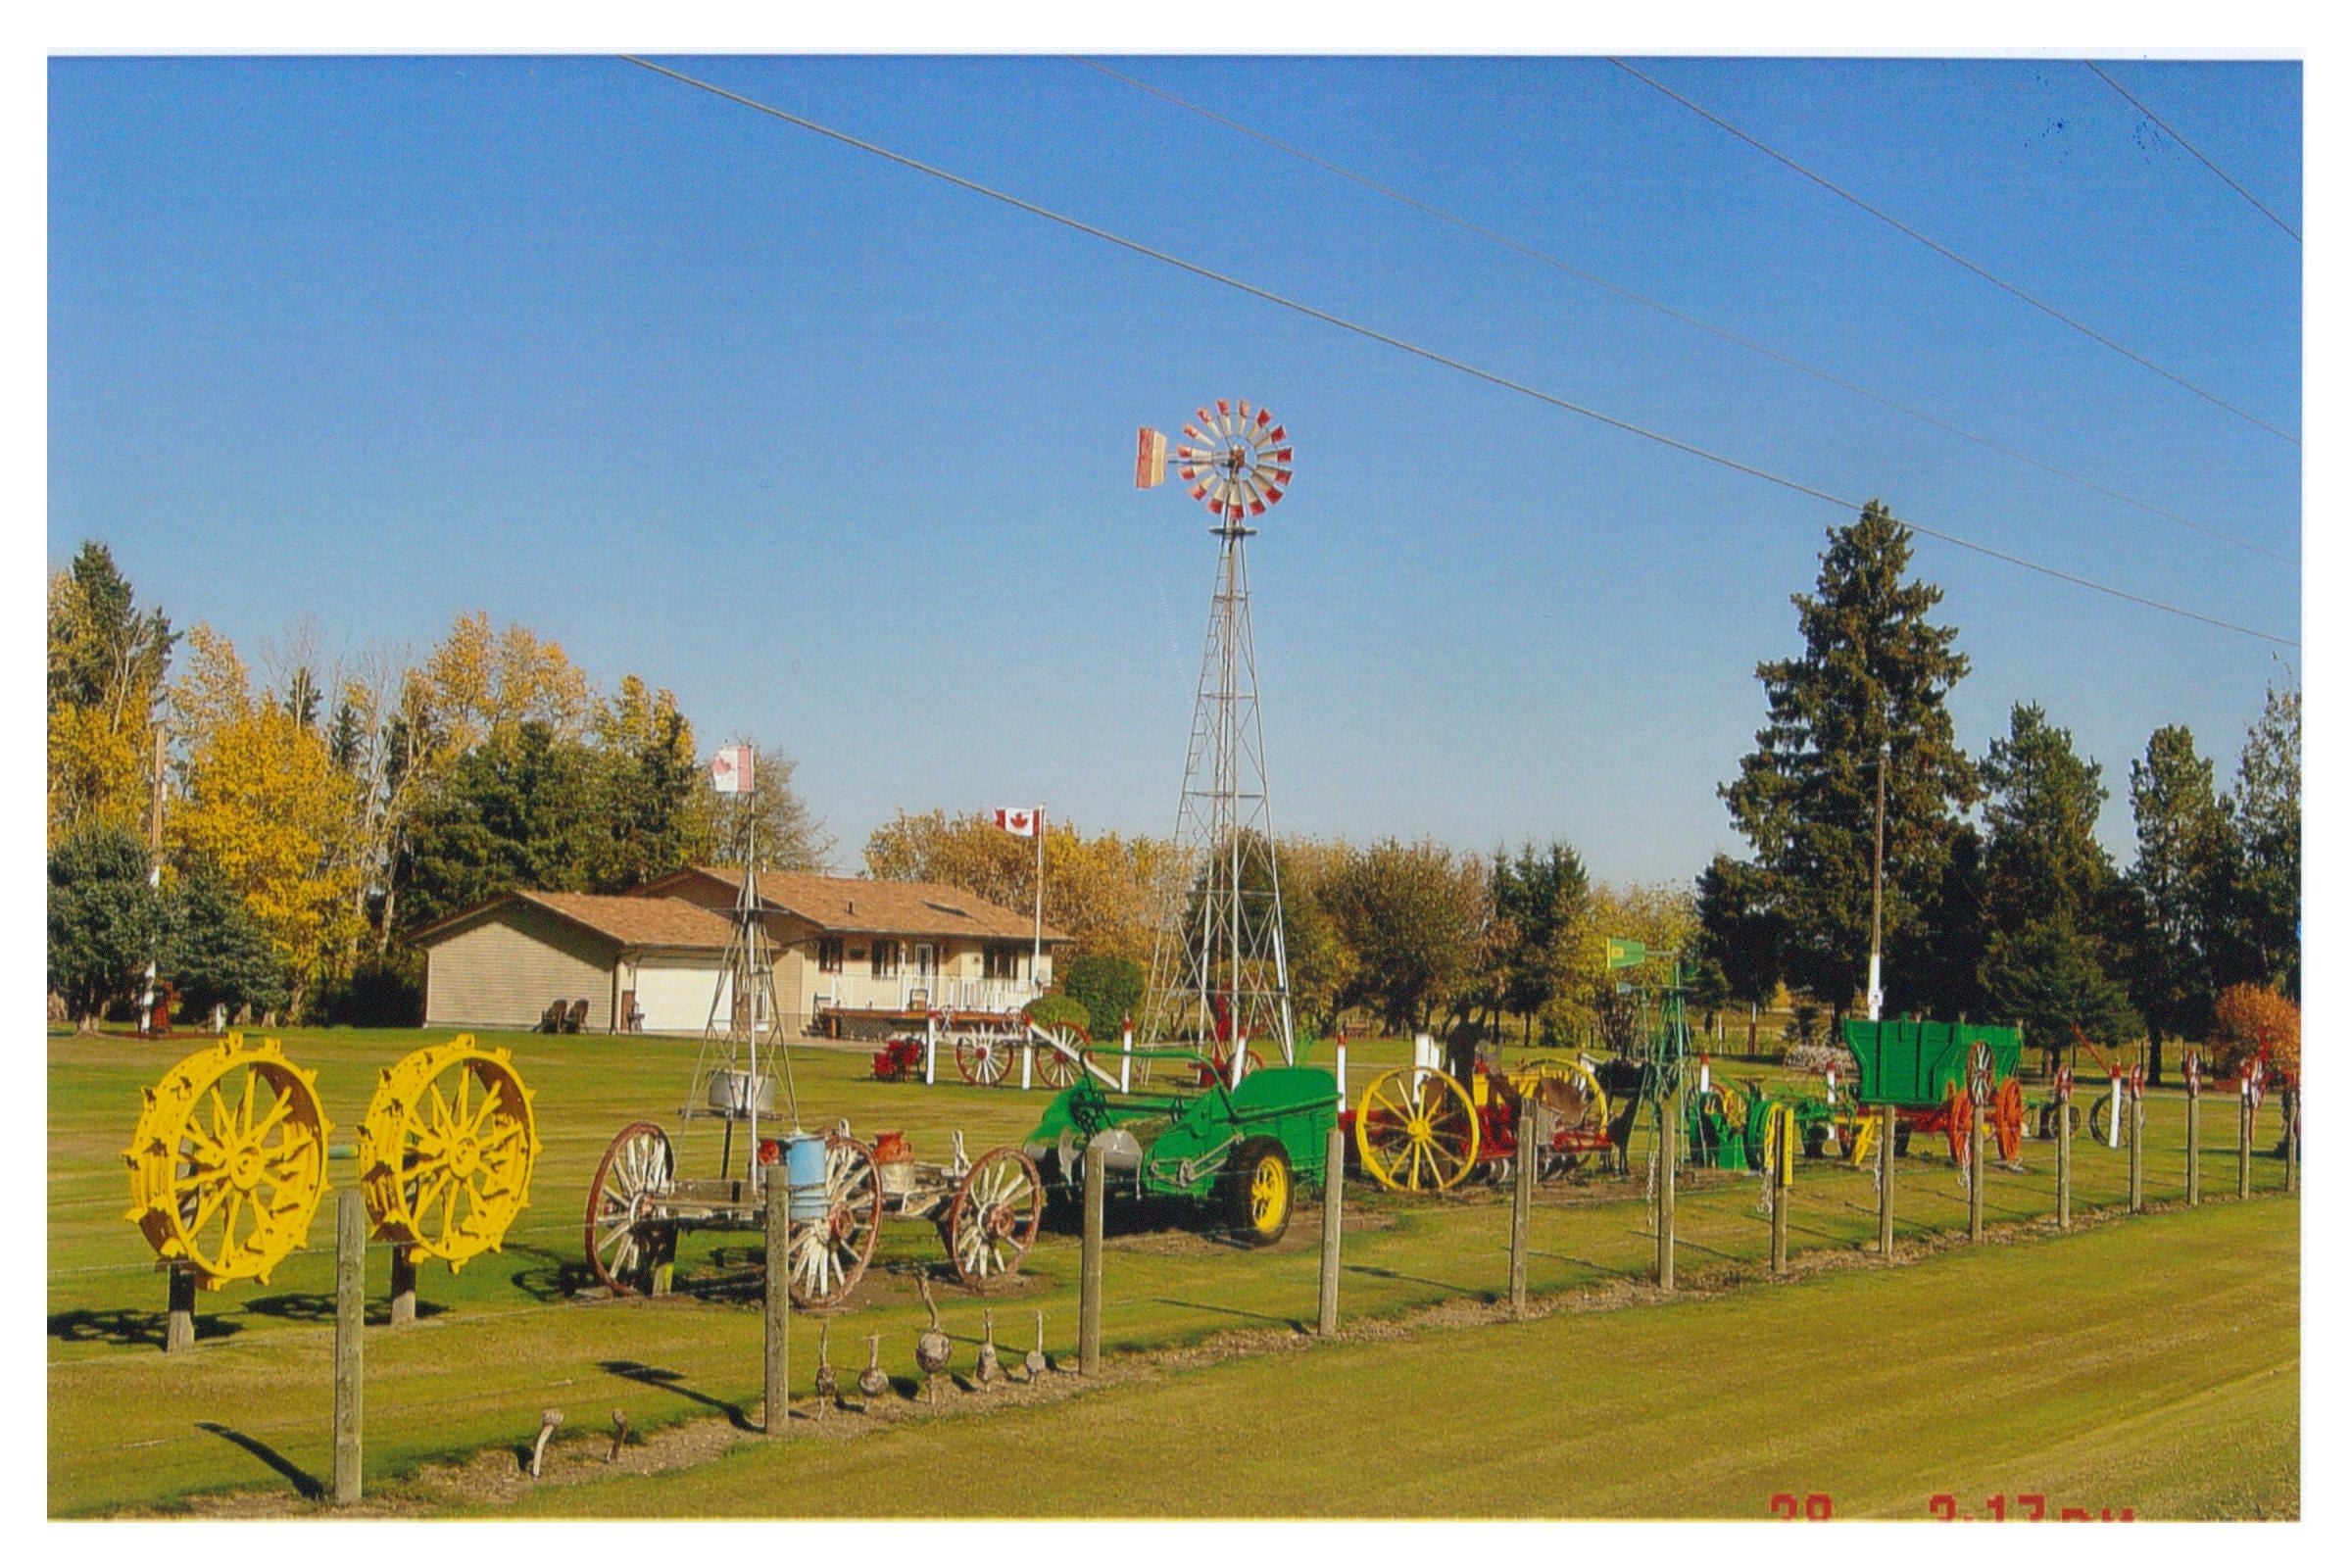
<box><xmin>811</xmin><ymin>974</ymin><xmax>1043</xmax><ymax>1016</ymax></box>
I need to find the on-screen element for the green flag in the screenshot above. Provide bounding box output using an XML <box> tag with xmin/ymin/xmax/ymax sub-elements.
<box><xmin>1605</xmin><ymin>936</ymin><xmax>1647</xmax><ymax>970</ymax></box>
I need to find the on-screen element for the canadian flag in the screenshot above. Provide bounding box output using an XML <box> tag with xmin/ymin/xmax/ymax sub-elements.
<box><xmin>993</xmin><ymin>807</ymin><xmax>1039</xmax><ymax>837</ymax></box>
<box><xmin>710</xmin><ymin>745</ymin><xmax>755</xmax><ymax>795</ymax></box>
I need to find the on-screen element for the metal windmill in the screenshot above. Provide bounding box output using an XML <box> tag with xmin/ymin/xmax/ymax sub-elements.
<box><xmin>1134</xmin><ymin>400</ymin><xmax>1297</xmax><ymax>1079</ymax></box>
<box><xmin>682</xmin><ymin>744</ymin><xmax>797</xmax><ymax>1177</ymax></box>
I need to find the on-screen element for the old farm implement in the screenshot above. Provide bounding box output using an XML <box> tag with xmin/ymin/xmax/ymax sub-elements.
<box><xmin>1023</xmin><ymin>1047</ymin><xmax>1338</xmax><ymax>1245</ymax></box>
<box><xmin>586</xmin><ymin>850</ymin><xmax>1047</xmax><ymax>1306</ymax></box>
<box><xmin>1842</xmin><ymin>1018</ymin><xmax>2028</xmax><ymax>1164</ymax></box>
<box><xmin>1347</xmin><ymin>1056</ymin><xmax>1616</xmax><ymax>1192</ymax></box>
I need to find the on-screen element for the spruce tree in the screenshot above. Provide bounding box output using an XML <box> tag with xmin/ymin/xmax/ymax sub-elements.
<box><xmin>1720</xmin><ymin>503</ymin><xmax>1977</xmax><ymax>1020</ymax></box>
<box><xmin>1980</xmin><ymin>702</ymin><xmax>2119</xmax><ymax>942</ymax></box>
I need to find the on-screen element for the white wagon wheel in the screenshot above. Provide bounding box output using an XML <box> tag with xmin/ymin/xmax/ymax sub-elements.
<box><xmin>785</xmin><ymin>1133</ymin><xmax>883</xmax><ymax>1310</ymax></box>
<box><xmin>1033</xmin><ymin>1023</ymin><xmax>1091</xmax><ymax>1090</ymax></box>
<box><xmin>584</xmin><ymin>1121</ymin><xmax>674</xmax><ymax>1296</ymax></box>
<box><xmin>956</xmin><ymin>1031</ymin><xmax>1012</xmax><ymax>1088</ymax></box>
<box><xmin>940</xmin><ymin>1146</ymin><xmax>1044</xmax><ymax>1288</ymax></box>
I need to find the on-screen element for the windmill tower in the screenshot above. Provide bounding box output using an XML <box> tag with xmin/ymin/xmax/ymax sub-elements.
<box><xmin>1134</xmin><ymin>401</ymin><xmax>1297</xmax><ymax>1078</ymax></box>
<box><xmin>682</xmin><ymin>744</ymin><xmax>797</xmax><ymax>1175</ymax></box>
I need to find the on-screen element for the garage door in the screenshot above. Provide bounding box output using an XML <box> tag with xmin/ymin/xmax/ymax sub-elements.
<box><xmin>634</xmin><ymin>964</ymin><xmax>731</xmax><ymax>1034</ymax></box>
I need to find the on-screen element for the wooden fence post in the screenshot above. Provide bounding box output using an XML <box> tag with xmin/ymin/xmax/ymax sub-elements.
<box><xmin>1768</xmin><ymin>1115</ymin><xmax>1789</xmax><ymax>1279</ymax></box>
<box><xmin>1079</xmin><ymin>1143</ymin><xmax>1103</xmax><ymax>1376</ymax></box>
<box><xmin>165</xmin><ymin>1263</ymin><xmax>196</xmax><ymax>1353</ymax></box>
<box><xmin>2185</xmin><ymin>1054</ymin><xmax>2202</xmax><ymax>1206</ymax></box>
<box><xmin>1877</xmin><ymin>1105</ymin><xmax>1896</xmax><ymax>1257</ymax></box>
<box><xmin>1317</xmin><ymin>1124</ymin><xmax>1343</xmax><ymax>1337</ymax></box>
<box><xmin>1968</xmin><ymin>1101</ymin><xmax>1985</xmax><ymax>1244</ymax></box>
<box><xmin>2128</xmin><ymin>1075</ymin><xmax>2144</xmax><ymax>1214</ymax></box>
<box><xmin>1656</xmin><ymin>1085</ymin><xmax>1678</xmax><ymax>1292</ymax></box>
<box><xmin>1509</xmin><ymin>1104</ymin><xmax>1541</xmax><ymax>1315</ymax></box>
<box><xmin>2055</xmin><ymin>1072</ymin><xmax>2073</xmax><ymax>1232</ymax></box>
<box><xmin>333</xmin><ymin>1188</ymin><xmax>364</xmax><ymax>1505</ymax></box>
<box><xmin>2284</xmin><ymin>1083</ymin><xmax>2299</xmax><ymax>1196</ymax></box>
<box><xmin>2237</xmin><ymin>1081</ymin><xmax>2254</xmax><ymax>1200</ymax></box>
<box><xmin>763</xmin><ymin>1177</ymin><xmax>789</xmax><ymax>1437</ymax></box>
<box><xmin>389</xmin><ymin>1245</ymin><xmax>416</xmax><ymax>1327</ymax></box>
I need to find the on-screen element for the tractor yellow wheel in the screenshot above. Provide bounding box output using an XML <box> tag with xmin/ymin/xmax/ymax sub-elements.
<box><xmin>358</xmin><ymin>1036</ymin><xmax>541</xmax><ymax>1271</ymax></box>
<box><xmin>122</xmin><ymin>1034</ymin><xmax>331</xmax><ymax>1291</ymax></box>
<box><xmin>1226</xmin><ymin>1137</ymin><xmax>1295</xmax><ymax>1246</ymax></box>
<box><xmin>1354</xmin><ymin>1067</ymin><xmax>1481</xmax><ymax>1193</ymax></box>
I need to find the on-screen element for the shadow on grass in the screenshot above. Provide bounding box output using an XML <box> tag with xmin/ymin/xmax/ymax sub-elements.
<box><xmin>1341</xmin><ymin>1262</ymin><xmax>1487</xmax><ymax>1298</ymax></box>
<box><xmin>599</xmin><ymin>1359</ymin><xmax>758</xmax><ymax>1432</ymax></box>
<box><xmin>195</xmin><ymin>1422</ymin><xmax>320</xmax><ymax>1499</ymax></box>
<box><xmin>48</xmin><ymin>1307</ymin><xmax>244</xmax><ymax>1349</ymax></box>
<box><xmin>243</xmin><ymin>1292</ymin><xmax>449</xmax><ymax>1328</ymax></box>
<box><xmin>1142</xmin><ymin>1297</ymin><xmax>1305</xmax><ymax>1334</ymax></box>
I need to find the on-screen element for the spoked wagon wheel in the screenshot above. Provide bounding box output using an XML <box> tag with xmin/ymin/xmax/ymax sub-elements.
<box><xmin>123</xmin><ymin>1035</ymin><xmax>332</xmax><ymax>1290</ymax></box>
<box><xmin>1195</xmin><ymin>1048</ymin><xmax>1265</xmax><ymax>1087</ymax></box>
<box><xmin>1942</xmin><ymin>1082</ymin><xmax>1974</xmax><ymax>1164</ymax></box>
<box><xmin>956</xmin><ymin>1032</ymin><xmax>1012</xmax><ymax>1088</ymax></box>
<box><xmin>584</xmin><ymin>1122</ymin><xmax>674</xmax><ymax>1296</ymax></box>
<box><xmin>785</xmin><ymin>1134</ymin><xmax>883</xmax><ymax>1309</ymax></box>
<box><xmin>940</xmin><ymin>1147</ymin><xmax>1044</xmax><ymax>1288</ymax></box>
<box><xmin>1513</xmin><ymin>1058</ymin><xmax>1609</xmax><ymax>1176</ymax></box>
<box><xmin>1354</xmin><ymin>1067</ymin><xmax>1481</xmax><ymax>1192</ymax></box>
<box><xmin>359</xmin><ymin>1037</ymin><xmax>541</xmax><ymax>1271</ymax></box>
<box><xmin>1033</xmin><ymin>1023</ymin><xmax>1091</xmax><ymax>1090</ymax></box>
<box><xmin>1988</xmin><ymin>1077</ymin><xmax>2026</xmax><ymax>1163</ymax></box>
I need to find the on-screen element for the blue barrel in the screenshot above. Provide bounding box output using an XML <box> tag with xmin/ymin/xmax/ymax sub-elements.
<box><xmin>782</xmin><ymin>1134</ymin><xmax>830</xmax><ymax>1221</ymax></box>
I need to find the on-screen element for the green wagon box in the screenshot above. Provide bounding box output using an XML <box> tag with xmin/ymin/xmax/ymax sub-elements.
<box><xmin>1842</xmin><ymin>1019</ymin><xmax>2028</xmax><ymax>1161</ymax></box>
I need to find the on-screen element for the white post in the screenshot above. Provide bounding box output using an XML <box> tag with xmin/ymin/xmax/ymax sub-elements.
<box><xmin>1021</xmin><ymin>1037</ymin><xmax>1034</xmax><ymax>1092</ymax></box>
<box><xmin>1335</xmin><ymin>1040</ymin><xmax>1348</xmax><ymax>1111</ymax></box>
<box><xmin>1119</xmin><ymin>1021</ymin><xmax>1133</xmax><ymax>1094</ymax></box>
<box><xmin>1031</xmin><ymin>803</ymin><xmax>1045</xmax><ymax>1001</ymax></box>
<box><xmin>1230</xmin><ymin>1033</ymin><xmax>1248</xmax><ymax>1090</ymax></box>
<box><xmin>923</xmin><ymin>1011</ymin><xmax>938</xmax><ymax>1087</ymax></box>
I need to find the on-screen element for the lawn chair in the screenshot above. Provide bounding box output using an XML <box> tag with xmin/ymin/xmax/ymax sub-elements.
<box><xmin>564</xmin><ymin>998</ymin><xmax>590</xmax><ymax>1034</ymax></box>
<box><xmin>539</xmin><ymin>999</ymin><xmax>565</xmax><ymax>1033</ymax></box>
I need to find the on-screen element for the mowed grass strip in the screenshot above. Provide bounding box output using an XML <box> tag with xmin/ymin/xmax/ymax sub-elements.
<box><xmin>48</xmin><ymin>1027</ymin><xmax>2294</xmax><ymax>1514</ymax></box>
<box><xmin>496</xmin><ymin>1200</ymin><xmax>2297</xmax><ymax>1520</ymax></box>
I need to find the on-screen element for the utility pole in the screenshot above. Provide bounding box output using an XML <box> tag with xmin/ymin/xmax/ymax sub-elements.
<box><xmin>1867</xmin><ymin>737</ymin><xmax>1887</xmax><ymax>1022</ymax></box>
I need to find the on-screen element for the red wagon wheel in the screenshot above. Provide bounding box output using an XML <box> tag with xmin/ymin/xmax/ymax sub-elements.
<box><xmin>1989</xmin><ymin>1077</ymin><xmax>2026</xmax><ymax>1164</ymax></box>
<box><xmin>584</xmin><ymin>1121</ymin><xmax>674</xmax><ymax>1296</ymax></box>
<box><xmin>939</xmin><ymin>1147</ymin><xmax>1044</xmax><ymax>1288</ymax></box>
<box><xmin>956</xmin><ymin>1033</ymin><xmax>1012</xmax><ymax>1088</ymax></box>
<box><xmin>1033</xmin><ymin>1023</ymin><xmax>1092</xmax><ymax>1090</ymax></box>
<box><xmin>1942</xmin><ymin>1081</ymin><xmax>1974</xmax><ymax>1165</ymax></box>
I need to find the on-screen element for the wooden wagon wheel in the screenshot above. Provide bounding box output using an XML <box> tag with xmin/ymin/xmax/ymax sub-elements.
<box><xmin>584</xmin><ymin>1121</ymin><xmax>674</xmax><ymax>1296</ymax></box>
<box><xmin>123</xmin><ymin>1035</ymin><xmax>331</xmax><ymax>1290</ymax></box>
<box><xmin>1354</xmin><ymin>1067</ymin><xmax>1481</xmax><ymax>1192</ymax></box>
<box><xmin>1033</xmin><ymin>1023</ymin><xmax>1091</xmax><ymax>1090</ymax></box>
<box><xmin>940</xmin><ymin>1146</ymin><xmax>1044</xmax><ymax>1288</ymax></box>
<box><xmin>1989</xmin><ymin>1076</ymin><xmax>2026</xmax><ymax>1164</ymax></box>
<box><xmin>956</xmin><ymin>1032</ymin><xmax>1012</xmax><ymax>1088</ymax></box>
<box><xmin>785</xmin><ymin>1133</ymin><xmax>882</xmax><ymax>1309</ymax></box>
<box><xmin>1512</xmin><ymin>1058</ymin><xmax>1610</xmax><ymax>1175</ymax></box>
<box><xmin>1942</xmin><ymin>1081</ymin><xmax>1975</xmax><ymax>1164</ymax></box>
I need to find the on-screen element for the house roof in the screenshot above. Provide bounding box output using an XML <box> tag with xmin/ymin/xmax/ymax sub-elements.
<box><xmin>660</xmin><ymin>866</ymin><xmax>1072</xmax><ymax>944</ymax></box>
<box><xmin>413</xmin><ymin>890</ymin><xmax>734</xmax><ymax>952</ymax></box>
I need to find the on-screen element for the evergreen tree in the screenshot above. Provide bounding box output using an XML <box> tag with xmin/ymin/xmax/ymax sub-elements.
<box><xmin>1493</xmin><ymin>840</ymin><xmax>1591</xmax><ymax>1044</ymax></box>
<box><xmin>2125</xmin><ymin>725</ymin><xmax>2238</xmax><ymax>1080</ymax></box>
<box><xmin>1982</xmin><ymin>915</ymin><xmax>2140</xmax><ymax>1073</ymax></box>
<box><xmin>396</xmin><ymin>721</ymin><xmax>599</xmax><ymax>932</ymax></box>
<box><xmin>1693</xmin><ymin>853</ymin><xmax>1784</xmax><ymax>1051</ymax></box>
<box><xmin>48</xmin><ymin>822</ymin><xmax>161</xmax><ymax>1028</ymax></box>
<box><xmin>163</xmin><ymin>864</ymin><xmax>291</xmax><ymax>1023</ymax></box>
<box><xmin>2230</xmin><ymin>683</ymin><xmax>2299</xmax><ymax>997</ymax></box>
<box><xmin>1719</xmin><ymin>503</ymin><xmax>1978</xmax><ymax>1019</ymax></box>
<box><xmin>1980</xmin><ymin>703</ymin><xmax>2119</xmax><ymax>942</ymax></box>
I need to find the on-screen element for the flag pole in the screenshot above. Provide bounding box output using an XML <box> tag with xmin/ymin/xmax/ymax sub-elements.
<box><xmin>1044</xmin><ymin>804</ymin><xmax>1054</xmax><ymax>1001</ymax></box>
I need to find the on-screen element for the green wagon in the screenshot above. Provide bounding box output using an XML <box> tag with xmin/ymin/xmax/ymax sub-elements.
<box><xmin>1022</xmin><ymin>1048</ymin><xmax>1339</xmax><ymax>1246</ymax></box>
<box><xmin>1841</xmin><ymin>1019</ymin><xmax>2028</xmax><ymax>1163</ymax></box>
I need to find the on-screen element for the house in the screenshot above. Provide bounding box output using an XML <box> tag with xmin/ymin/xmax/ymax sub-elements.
<box><xmin>635</xmin><ymin>866</ymin><xmax>1070</xmax><ymax>1032</ymax></box>
<box><xmin>413</xmin><ymin>867</ymin><xmax>1068</xmax><ymax>1037</ymax></box>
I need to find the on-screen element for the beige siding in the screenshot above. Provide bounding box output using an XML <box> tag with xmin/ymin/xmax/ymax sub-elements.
<box><xmin>424</xmin><ymin>905</ymin><xmax>619</xmax><ymax>1031</ymax></box>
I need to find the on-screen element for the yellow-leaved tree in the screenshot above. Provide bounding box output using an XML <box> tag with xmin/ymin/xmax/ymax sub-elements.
<box><xmin>169</xmin><ymin>625</ymin><xmax>362</xmax><ymax>1015</ymax></box>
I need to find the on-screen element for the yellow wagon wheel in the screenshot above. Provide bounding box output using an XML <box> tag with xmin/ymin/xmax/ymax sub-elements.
<box><xmin>1508</xmin><ymin>1057</ymin><xmax>1611</xmax><ymax>1171</ymax></box>
<box><xmin>1354</xmin><ymin>1067</ymin><xmax>1481</xmax><ymax>1193</ymax></box>
<box><xmin>358</xmin><ymin>1036</ymin><xmax>541</xmax><ymax>1271</ymax></box>
<box><xmin>122</xmin><ymin>1034</ymin><xmax>331</xmax><ymax>1291</ymax></box>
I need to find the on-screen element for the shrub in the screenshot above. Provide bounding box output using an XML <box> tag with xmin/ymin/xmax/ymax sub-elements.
<box><xmin>1059</xmin><ymin>953</ymin><xmax>1144</xmax><ymax>1038</ymax></box>
<box><xmin>1023</xmin><ymin>992</ymin><xmax>1093</xmax><ymax>1037</ymax></box>
<box><xmin>2207</xmin><ymin>984</ymin><xmax>2299</xmax><ymax>1079</ymax></box>
<box><xmin>315</xmin><ymin>953</ymin><xmax>424</xmax><ymax>1028</ymax></box>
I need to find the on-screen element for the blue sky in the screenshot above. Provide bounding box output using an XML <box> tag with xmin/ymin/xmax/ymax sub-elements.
<box><xmin>48</xmin><ymin>55</ymin><xmax>2301</xmax><ymax>885</ymax></box>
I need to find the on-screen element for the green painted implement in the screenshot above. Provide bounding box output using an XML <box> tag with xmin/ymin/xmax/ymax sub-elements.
<box><xmin>1841</xmin><ymin>1019</ymin><xmax>2028</xmax><ymax>1162</ymax></box>
<box><xmin>1023</xmin><ymin>1047</ymin><xmax>1338</xmax><ymax>1247</ymax></box>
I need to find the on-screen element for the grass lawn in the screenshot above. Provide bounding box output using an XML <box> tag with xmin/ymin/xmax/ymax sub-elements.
<box><xmin>494</xmin><ymin>1198</ymin><xmax>2299</xmax><ymax>1519</ymax></box>
<box><xmin>47</xmin><ymin>1026</ymin><xmax>2298</xmax><ymax>1516</ymax></box>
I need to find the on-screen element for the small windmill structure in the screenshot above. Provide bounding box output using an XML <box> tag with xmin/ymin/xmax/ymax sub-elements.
<box><xmin>1134</xmin><ymin>401</ymin><xmax>1297</xmax><ymax>1081</ymax></box>
<box><xmin>682</xmin><ymin>743</ymin><xmax>798</xmax><ymax>1177</ymax></box>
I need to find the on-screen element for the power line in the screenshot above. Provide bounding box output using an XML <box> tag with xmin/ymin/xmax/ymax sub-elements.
<box><xmin>1607</xmin><ymin>57</ymin><xmax>2300</xmax><ymax>448</ymax></box>
<box><xmin>1073</xmin><ymin>56</ymin><xmax>2292</xmax><ymax>568</ymax></box>
<box><xmin>2082</xmin><ymin>60</ymin><xmax>2301</xmax><ymax>243</ymax></box>
<box><xmin>615</xmin><ymin>56</ymin><xmax>2297</xmax><ymax>651</ymax></box>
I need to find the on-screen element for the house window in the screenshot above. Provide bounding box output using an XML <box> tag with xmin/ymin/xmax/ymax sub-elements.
<box><xmin>816</xmin><ymin>937</ymin><xmax>844</xmax><ymax>974</ymax></box>
<box><xmin>984</xmin><ymin>944</ymin><xmax>1024</xmax><ymax>981</ymax></box>
<box><xmin>870</xmin><ymin>939</ymin><xmax>902</xmax><ymax>978</ymax></box>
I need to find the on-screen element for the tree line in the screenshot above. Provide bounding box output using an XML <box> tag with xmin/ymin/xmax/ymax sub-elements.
<box><xmin>46</xmin><ymin>541</ymin><xmax>828</xmax><ymax>1028</ymax></box>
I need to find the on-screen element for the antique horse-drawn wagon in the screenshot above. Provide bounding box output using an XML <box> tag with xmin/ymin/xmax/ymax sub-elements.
<box><xmin>1841</xmin><ymin>1019</ymin><xmax>2028</xmax><ymax>1163</ymax></box>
